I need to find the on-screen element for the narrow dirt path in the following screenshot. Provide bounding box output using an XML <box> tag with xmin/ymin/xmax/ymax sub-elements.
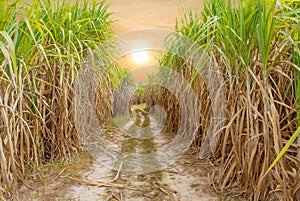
<box><xmin>18</xmin><ymin>108</ymin><xmax>220</xmax><ymax>201</ymax></box>
<box><xmin>64</xmin><ymin>108</ymin><xmax>220</xmax><ymax>200</ymax></box>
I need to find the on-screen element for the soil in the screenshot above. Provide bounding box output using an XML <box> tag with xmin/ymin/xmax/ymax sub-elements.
<box><xmin>17</xmin><ymin>108</ymin><xmax>224</xmax><ymax>201</ymax></box>
<box><xmin>17</xmin><ymin>147</ymin><xmax>221</xmax><ymax>201</ymax></box>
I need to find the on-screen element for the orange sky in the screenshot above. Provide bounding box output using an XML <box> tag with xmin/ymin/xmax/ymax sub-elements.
<box><xmin>107</xmin><ymin>0</ymin><xmax>204</xmax><ymax>83</ymax></box>
<box><xmin>107</xmin><ymin>0</ymin><xmax>204</xmax><ymax>33</ymax></box>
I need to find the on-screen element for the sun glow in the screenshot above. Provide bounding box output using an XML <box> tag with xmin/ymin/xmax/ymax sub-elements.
<box><xmin>132</xmin><ymin>51</ymin><xmax>149</xmax><ymax>64</ymax></box>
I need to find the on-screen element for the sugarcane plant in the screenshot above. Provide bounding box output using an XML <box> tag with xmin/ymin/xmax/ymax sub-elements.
<box><xmin>0</xmin><ymin>0</ymin><xmax>115</xmax><ymax>198</ymax></box>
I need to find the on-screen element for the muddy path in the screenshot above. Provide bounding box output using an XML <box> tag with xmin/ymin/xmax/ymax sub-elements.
<box><xmin>18</xmin><ymin>108</ymin><xmax>220</xmax><ymax>201</ymax></box>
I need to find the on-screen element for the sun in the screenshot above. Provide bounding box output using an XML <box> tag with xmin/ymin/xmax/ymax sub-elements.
<box><xmin>132</xmin><ymin>51</ymin><xmax>149</xmax><ymax>64</ymax></box>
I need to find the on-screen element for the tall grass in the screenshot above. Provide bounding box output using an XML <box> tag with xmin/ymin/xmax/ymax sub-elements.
<box><xmin>154</xmin><ymin>0</ymin><xmax>300</xmax><ymax>200</ymax></box>
<box><xmin>290</xmin><ymin>1</ymin><xmax>300</xmax><ymax>162</ymax></box>
<box><xmin>0</xmin><ymin>0</ymin><xmax>114</xmax><ymax>199</ymax></box>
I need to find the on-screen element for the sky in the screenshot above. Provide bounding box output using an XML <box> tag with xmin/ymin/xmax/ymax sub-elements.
<box><xmin>107</xmin><ymin>0</ymin><xmax>204</xmax><ymax>32</ymax></box>
<box><xmin>106</xmin><ymin>0</ymin><xmax>204</xmax><ymax>83</ymax></box>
